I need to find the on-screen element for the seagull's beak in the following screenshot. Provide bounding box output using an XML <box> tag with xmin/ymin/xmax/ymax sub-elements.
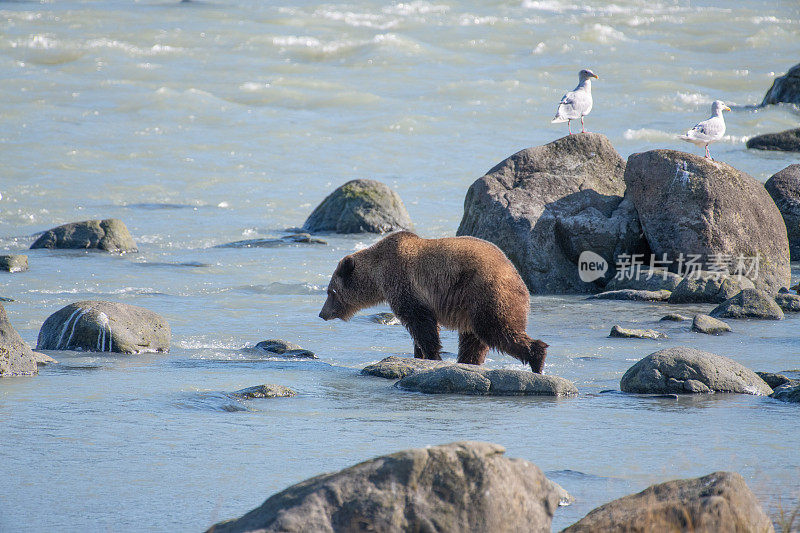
<box><xmin>593</xmin><ymin>74</ymin><xmax>599</xmax><ymax>79</ymax></box>
<box><xmin>723</xmin><ymin>105</ymin><xmax>731</xmax><ymax>112</ymax></box>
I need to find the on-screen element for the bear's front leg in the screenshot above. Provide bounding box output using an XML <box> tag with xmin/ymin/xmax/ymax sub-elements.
<box><xmin>394</xmin><ymin>303</ymin><xmax>441</xmax><ymax>360</ymax></box>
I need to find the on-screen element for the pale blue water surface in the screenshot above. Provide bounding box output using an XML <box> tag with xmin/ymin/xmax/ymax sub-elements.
<box><xmin>1</xmin><ymin>0</ymin><xmax>799</xmax><ymax>531</ymax></box>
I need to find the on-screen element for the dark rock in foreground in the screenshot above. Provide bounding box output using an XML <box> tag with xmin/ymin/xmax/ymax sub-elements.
<box><xmin>775</xmin><ymin>291</ymin><xmax>800</xmax><ymax>312</ymax></box>
<box><xmin>747</xmin><ymin>128</ymin><xmax>800</xmax><ymax>152</ymax></box>
<box><xmin>361</xmin><ymin>356</ymin><xmax>448</xmax><ymax>379</ymax></box>
<box><xmin>625</xmin><ymin>150</ymin><xmax>790</xmax><ymax>294</ymax></box>
<box><xmin>761</xmin><ymin>62</ymin><xmax>800</xmax><ymax>106</ymax></box>
<box><xmin>620</xmin><ymin>346</ymin><xmax>772</xmax><ymax>395</ymax></box>
<box><xmin>609</xmin><ymin>325</ymin><xmax>666</xmax><ymax>340</ymax></box>
<box><xmin>765</xmin><ymin>164</ymin><xmax>800</xmax><ymax>260</ymax></box>
<box><xmin>37</xmin><ymin>300</ymin><xmax>170</xmax><ymax>354</ymax></box>
<box><xmin>691</xmin><ymin>314</ymin><xmax>732</xmax><ymax>335</ymax></box>
<box><xmin>457</xmin><ymin>133</ymin><xmax>646</xmax><ymax>294</ymax></box>
<box><xmin>215</xmin><ymin>233</ymin><xmax>326</xmax><ymax>248</ymax></box>
<box><xmin>588</xmin><ymin>289</ymin><xmax>671</xmax><ymax>302</ymax></box>
<box><xmin>0</xmin><ymin>303</ymin><xmax>38</xmax><ymax>377</ymax></box>
<box><xmin>208</xmin><ymin>441</ymin><xmax>560</xmax><ymax>533</ymax></box>
<box><xmin>231</xmin><ymin>384</ymin><xmax>296</xmax><ymax>399</ymax></box>
<box><xmin>254</xmin><ymin>339</ymin><xmax>316</xmax><ymax>359</ymax></box>
<box><xmin>396</xmin><ymin>364</ymin><xmax>578</xmax><ymax>396</ymax></box>
<box><xmin>302</xmin><ymin>179</ymin><xmax>412</xmax><ymax>234</ymax></box>
<box><xmin>668</xmin><ymin>271</ymin><xmax>754</xmax><ymax>304</ymax></box>
<box><xmin>562</xmin><ymin>471</ymin><xmax>774</xmax><ymax>533</ymax></box>
<box><xmin>30</xmin><ymin>219</ymin><xmax>138</xmax><ymax>253</ymax></box>
<box><xmin>0</xmin><ymin>254</ymin><xmax>28</xmax><ymax>273</ymax></box>
<box><xmin>709</xmin><ymin>289</ymin><xmax>784</xmax><ymax>320</ymax></box>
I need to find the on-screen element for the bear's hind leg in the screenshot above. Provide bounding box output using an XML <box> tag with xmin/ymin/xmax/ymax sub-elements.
<box><xmin>457</xmin><ymin>332</ymin><xmax>489</xmax><ymax>365</ymax></box>
<box><xmin>475</xmin><ymin>323</ymin><xmax>548</xmax><ymax>373</ymax></box>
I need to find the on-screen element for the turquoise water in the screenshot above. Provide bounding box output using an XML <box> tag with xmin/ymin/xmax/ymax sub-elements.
<box><xmin>1</xmin><ymin>0</ymin><xmax>799</xmax><ymax>530</ymax></box>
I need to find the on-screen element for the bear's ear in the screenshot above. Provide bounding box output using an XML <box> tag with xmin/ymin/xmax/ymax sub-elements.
<box><xmin>339</xmin><ymin>256</ymin><xmax>355</xmax><ymax>282</ymax></box>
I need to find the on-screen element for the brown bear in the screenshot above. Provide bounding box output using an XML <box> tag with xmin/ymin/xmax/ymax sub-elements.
<box><xmin>318</xmin><ymin>231</ymin><xmax>548</xmax><ymax>372</ymax></box>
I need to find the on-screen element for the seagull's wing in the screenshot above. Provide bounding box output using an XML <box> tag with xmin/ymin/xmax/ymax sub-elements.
<box><xmin>552</xmin><ymin>90</ymin><xmax>589</xmax><ymax>122</ymax></box>
<box><xmin>680</xmin><ymin>116</ymin><xmax>725</xmax><ymax>144</ymax></box>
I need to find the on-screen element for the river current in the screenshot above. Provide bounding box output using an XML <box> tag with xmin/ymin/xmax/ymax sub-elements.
<box><xmin>1</xmin><ymin>0</ymin><xmax>799</xmax><ymax>531</ymax></box>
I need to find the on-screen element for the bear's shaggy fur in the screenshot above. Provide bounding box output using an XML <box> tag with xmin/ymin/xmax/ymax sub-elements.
<box><xmin>319</xmin><ymin>231</ymin><xmax>548</xmax><ymax>372</ymax></box>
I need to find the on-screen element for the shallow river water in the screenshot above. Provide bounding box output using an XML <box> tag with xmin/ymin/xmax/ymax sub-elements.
<box><xmin>1</xmin><ymin>0</ymin><xmax>799</xmax><ymax>531</ymax></box>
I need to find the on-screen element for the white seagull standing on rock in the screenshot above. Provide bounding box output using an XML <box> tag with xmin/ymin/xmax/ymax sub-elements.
<box><xmin>679</xmin><ymin>100</ymin><xmax>731</xmax><ymax>159</ymax></box>
<box><xmin>551</xmin><ymin>69</ymin><xmax>599</xmax><ymax>134</ymax></box>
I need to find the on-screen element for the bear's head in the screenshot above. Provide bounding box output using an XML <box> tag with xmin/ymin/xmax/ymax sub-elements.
<box><xmin>319</xmin><ymin>254</ymin><xmax>381</xmax><ymax>321</ymax></box>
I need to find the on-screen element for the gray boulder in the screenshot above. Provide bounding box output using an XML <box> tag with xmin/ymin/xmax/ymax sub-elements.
<box><xmin>609</xmin><ymin>325</ymin><xmax>667</xmax><ymax>340</ymax></box>
<box><xmin>625</xmin><ymin>150</ymin><xmax>790</xmax><ymax>294</ymax></box>
<box><xmin>756</xmin><ymin>372</ymin><xmax>797</xmax><ymax>390</ymax></box>
<box><xmin>771</xmin><ymin>384</ymin><xmax>800</xmax><ymax>403</ymax></box>
<box><xmin>668</xmin><ymin>270</ymin><xmax>754</xmax><ymax>304</ymax></box>
<box><xmin>562</xmin><ymin>471</ymin><xmax>774</xmax><ymax>533</ymax></box>
<box><xmin>0</xmin><ymin>255</ymin><xmax>28</xmax><ymax>273</ymax></box>
<box><xmin>361</xmin><ymin>356</ymin><xmax>449</xmax><ymax>379</ymax></box>
<box><xmin>692</xmin><ymin>314</ymin><xmax>732</xmax><ymax>335</ymax></box>
<box><xmin>775</xmin><ymin>291</ymin><xmax>800</xmax><ymax>312</ymax></box>
<box><xmin>302</xmin><ymin>179</ymin><xmax>412</xmax><ymax>234</ymax></box>
<box><xmin>254</xmin><ymin>339</ymin><xmax>316</xmax><ymax>359</ymax></box>
<box><xmin>747</xmin><ymin>128</ymin><xmax>800</xmax><ymax>152</ymax></box>
<box><xmin>457</xmin><ymin>133</ymin><xmax>647</xmax><ymax>294</ymax></box>
<box><xmin>30</xmin><ymin>219</ymin><xmax>137</xmax><ymax>253</ymax></box>
<box><xmin>620</xmin><ymin>346</ymin><xmax>772</xmax><ymax>395</ymax></box>
<box><xmin>765</xmin><ymin>164</ymin><xmax>800</xmax><ymax>260</ymax></box>
<box><xmin>761</xmin><ymin>62</ymin><xmax>800</xmax><ymax>106</ymax></box>
<box><xmin>604</xmin><ymin>267</ymin><xmax>682</xmax><ymax>292</ymax></box>
<box><xmin>709</xmin><ymin>289</ymin><xmax>785</xmax><ymax>320</ymax></box>
<box><xmin>660</xmin><ymin>313</ymin><xmax>690</xmax><ymax>322</ymax></box>
<box><xmin>588</xmin><ymin>289</ymin><xmax>671</xmax><ymax>302</ymax></box>
<box><xmin>231</xmin><ymin>384</ymin><xmax>296</xmax><ymax>399</ymax></box>
<box><xmin>37</xmin><ymin>300</ymin><xmax>170</xmax><ymax>354</ymax></box>
<box><xmin>208</xmin><ymin>441</ymin><xmax>560</xmax><ymax>533</ymax></box>
<box><xmin>396</xmin><ymin>364</ymin><xmax>578</xmax><ymax>396</ymax></box>
<box><xmin>0</xmin><ymin>303</ymin><xmax>38</xmax><ymax>377</ymax></box>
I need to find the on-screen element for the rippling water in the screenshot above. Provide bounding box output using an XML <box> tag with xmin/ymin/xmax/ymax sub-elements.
<box><xmin>1</xmin><ymin>0</ymin><xmax>799</xmax><ymax>531</ymax></box>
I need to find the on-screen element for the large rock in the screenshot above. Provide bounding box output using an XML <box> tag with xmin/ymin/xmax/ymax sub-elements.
<box><xmin>0</xmin><ymin>303</ymin><xmax>38</xmax><ymax>377</ymax></box>
<box><xmin>625</xmin><ymin>150</ymin><xmax>790</xmax><ymax>294</ymax></box>
<box><xmin>562</xmin><ymin>471</ymin><xmax>774</xmax><ymax>533</ymax></box>
<box><xmin>747</xmin><ymin>128</ymin><xmax>800</xmax><ymax>152</ymax></box>
<box><xmin>667</xmin><ymin>271</ymin><xmax>754</xmax><ymax>304</ymax></box>
<box><xmin>709</xmin><ymin>289</ymin><xmax>785</xmax><ymax>320</ymax></box>
<box><xmin>761</xmin><ymin>62</ymin><xmax>800</xmax><ymax>106</ymax></box>
<box><xmin>620</xmin><ymin>347</ymin><xmax>772</xmax><ymax>395</ymax></box>
<box><xmin>457</xmin><ymin>133</ymin><xmax>647</xmax><ymax>294</ymax></box>
<box><xmin>691</xmin><ymin>314</ymin><xmax>732</xmax><ymax>335</ymax></box>
<box><xmin>0</xmin><ymin>254</ymin><xmax>28</xmax><ymax>273</ymax></box>
<box><xmin>361</xmin><ymin>355</ymin><xmax>449</xmax><ymax>379</ymax></box>
<box><xmin>37</xmin><ymin>300</ymin><xmax>170</xmax><ymax>354</ymax></box>
<box><xmin>396</xmin><ymin>364</ymin><xmax>578</xmax><ymax>396</ymax></box>
<box><xmin>302</xmin><ymin>179</ymin><xmax>412</xmax><ymax>234</ymax></box>
<box><xmin>30</xmin><ymin>219</ymin><xmax>138</xmax><ymax>253</ymax></box>
<box><xmin>765</xmin><ymin>164</ymin><xmax>800</xmax><ymax>260</ymax></box>
<box><xmin>208</xmin><ymin>441</ymin><xmax>560</xmax><ymax>533</ymax></box>
<box><xmin>609</xmin><ymin>325</ymin><xmax>667</xmax><ymax>340</ymax></box>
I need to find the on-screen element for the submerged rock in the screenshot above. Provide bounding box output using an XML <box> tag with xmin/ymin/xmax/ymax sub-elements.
<box><xmin>215</xmin><ymin>233</ymin><xmax>326</xmax><ymax>248</ymax></box>
<box><xmin>775</xmin><ymin>291</ymin><xmax>800</xmax><ymax>312</ymax></box>
<box><xmin>0</xmin><ymin>254</ymin><xmax>28</xmax><ymax>273</ymax></box>
<box><xmin>30</xmin><ymin>218</ymin><xmax>138</xmax><ymax>253</ymax></box>
<box><xmin>0</xmin><ymin>303</ymin><xmax>38</xmax><ymax>377</ymax></box>
<box><xmin>691</xmin><ymin>314</ymin><xmax>732</xmax><ymax>335</ymax></box>
<box><xmin>366</xmin><ymin>312</ymin><xmax>401</xmax><ymax>325</ymax></box>
<box><xmin>562</xmin><ymin>471</ymin><xmax>774</xmax><ymax>533</ymax></box>
<box><xmin>620</xmin><ymin>346</ymin><xmax>772</xmax><ymax>395</ymax></box>
<box><xmin>254</xmin><ymin>339</ymin><xmax>317</xmax><ymax>359</ymax></box>
<box><xmin>624</xmin><ymin>150</ymin><xmax>790</xmax><ymax>294</ymax></box>
<box><xmin>660</xmin><ymin>313</ymin><xmax>690</xmax><ymax>322</ymax></box>
<box><xmin>457</xmin><ymin>133</ymin><xmax>646</xmax><ymax>294</ymax></box>
<box><xmin>361</xmin><ymin>356</ymin><xmax>449</xmax><ymax>379</ymax></box>
<box><xmin>37</xmin><ymin>300</ymin><xmax>170</xmax><ymax>354</ymax></box>
<box><xmin>771</xmin><ymin>383</ymin><xmax>800</xmax><ymax>403</ymax></box>
<box><xmin>609</xmin><ymin>325</ymin><xmax>667</xmax><ymax>340</ymax></box>
<box><xmin>33</xmin><ymin>352</ymin><xmax>58</xmax><ymax>365</ymax></box>
<box><xmin>604</xmin><ymin>268</ymin><xmax>682</xmax><ymax>292</ymax></box>
<box><xmin>668</xmin><ymin>271</ymin><xmax>754</xmax><ymax>304</ymax></box>
<box><xmin>588</xmin><ymin>289</ymin><xmax>671</xmax><ymax>302</ymax></box>
<box><xmin>302</xmin><ymin>179</ymin><xmax>412</xmax><ymax>234</ymax></box>
<box><xmin>761</xmin><ymin>62</ymin><xmax>800</xmax><ymax>106</ymax></box>
<box><xmin>207</xmin><ymin>441</ymin><xmax>560</xmax><ymax>533</ymax></box>
<box><xmin>709</xmin><ymin>289</ymin><xmax>785</xmax><ymax>320</ymax></box>
<box><xmin>756</xmin><ymin>371</ymin><xmax>797</xmax><ymax>390</ymax></box>
<box><xmin>765</xmin><ymin>164</ymin><xmax>800</xmax><ymax>260</ymax></box>
<box><xmin>747</xmin><ymin>128</ymin><xmax>800</xmax><ymax>152</ymax></box>
<box><xmin>396</xmin><ymin>364</ymin><xmax>578</xmax><ymax>396</ymax></box>
<box><xmin>231</xmin><ymin>384</ymin><xmax>296</xmax><ymax>399</ymax></box>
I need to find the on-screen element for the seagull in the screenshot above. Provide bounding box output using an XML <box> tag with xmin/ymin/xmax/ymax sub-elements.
<box><xmin>551</xmin><ymin>69</ymin><xmax>599</xmax><ymax>134</ymax></box>
<box><xmin>679</xmin><ymin>100</ymin><xmax>731</xmax><ymax>159</ymax></box>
